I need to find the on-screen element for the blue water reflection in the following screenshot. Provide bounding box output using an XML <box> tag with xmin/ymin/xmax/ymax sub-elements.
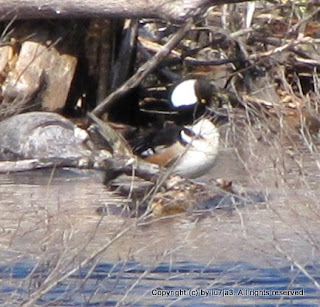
<box><xmin>0</xmin><ymin>260</ymin><xmax>319</xmax><ymax>306</ymax></box>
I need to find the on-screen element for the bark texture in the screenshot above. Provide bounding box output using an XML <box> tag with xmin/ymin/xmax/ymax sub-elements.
<box><xmin>0</xmin><ymin>0</ymin><xmax>252</xmax><ymax>22</ymax></box>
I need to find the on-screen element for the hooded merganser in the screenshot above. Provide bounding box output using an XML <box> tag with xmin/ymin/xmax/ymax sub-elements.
<box><xmin>139</xmin><ymin>76</ymin><xmax>218</xmax><ymax>125</ymax></box>
<box><xmin>168</xmin><ymin>76</ymin><xmax>218</xmax><ymax>125</ymax></box>
<box><xmin>170</xmin><ymin>77</ymin><xmax>214</xmax><ymax>107</ymax></box>
<box><xmin>132</xmin><ymin>118</ymin><xmax>219</xmax><ymax>178</ymax></box>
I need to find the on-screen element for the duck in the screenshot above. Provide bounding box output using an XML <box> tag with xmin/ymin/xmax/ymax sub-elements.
<box><xmin>131</xmin><ymin>117</ymin><xmax>220</xmax><ymax>179</ymax></box>
<box><xmin>138</xmin><ymin>75</ymin><xmax>217</xmax><ymax>125</ymax></box>
<box><xmin>170</xmin><ymin>77</ymin><xmax>214</xmax><ymax>107</ymax></box>
<box><xmin>168</xmin><ymin>76</ymin><xmax>218</xmax><ymax>125</ymax></box>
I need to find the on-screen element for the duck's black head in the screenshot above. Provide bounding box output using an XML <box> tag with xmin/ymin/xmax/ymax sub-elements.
<box><xmin>168</xmin><ymin>76</ymin><xmax>218</xmax><ymax>125</ymax></box>
<box><xmin>194</xmin><ymin>77</ymin><xmax>217</xmax><ymax>106</ymax></box>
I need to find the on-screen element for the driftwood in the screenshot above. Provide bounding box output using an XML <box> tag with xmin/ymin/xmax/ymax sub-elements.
<box><xmin>87</xmin><ymin>112</ymin><xmax>132</xmax><ymax>155</ymax></box>
<box><xmin>0</xmin><ymin>156</ymin><xmax>161</xmax><ymax>178</ymax></box>
<box><xmin>0</xmin><ymin>158</ymin><xmax>91</xmax><ymax>173</ymax></box>
<box><xmin>0</xmin><ymin>0</ymin><xmax>253</xmax><ymax>22</ymax></box>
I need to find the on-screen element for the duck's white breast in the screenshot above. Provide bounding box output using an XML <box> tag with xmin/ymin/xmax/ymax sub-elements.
<box><xmin>172</xmin><ymin>119</ymin><xmax>220</xmax><ymax>178</ymax></box>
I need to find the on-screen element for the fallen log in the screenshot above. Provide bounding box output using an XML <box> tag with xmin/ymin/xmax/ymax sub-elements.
<box><xmin>0</xmin><ymin>0</ymin><xmax>253</xmax><ymax>22</ymax></box>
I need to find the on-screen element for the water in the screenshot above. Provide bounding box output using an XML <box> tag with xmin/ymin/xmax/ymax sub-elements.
<box><xmin>0</xmin><ymin>260</ymin><xmax>319</xmax><ymax>306</ymax></box>
<box><xmin>0</xmin><ymin>123</ymin><xmax>319</xmax><ymax>305</ymax></box>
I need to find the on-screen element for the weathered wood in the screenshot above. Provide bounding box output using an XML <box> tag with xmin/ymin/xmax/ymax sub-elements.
<box><xmin>0</xmin><ymin>0</ymin><xmax>254</xmax><ymax>22</ymax></box>
<box><xmin>2</xmin><ymin>41</ymin><xmax>77</xmax><ymax>111</ymax></box>
<box><xmin>2</xmin><ymin>42</ymin><xmax>44</xmax><ymax>105</ymax></box>
<box><xmin>0</xmin><ymin>158</ymin><xmax>88</xmax><ymax>173</ymax></box>
<box><xmin>42</xmin><ymin>48</ymin><xmax>77</xmax><ymax>111</ymax></box>
<box><xmin>87</xmin><ymin>112</ymin><xmax>132</xmax><ymax>156</ymax></box>
<box><xmin>0</xmin><ymin>46</ymin><xmax>14</xmax><ymax>79</ymax></box>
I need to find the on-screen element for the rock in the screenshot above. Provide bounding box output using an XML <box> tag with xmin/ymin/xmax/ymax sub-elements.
<box><xmin>0</xmin><ymin>112</ymin><xmax>93</xmax><ymax>161</ymax></box>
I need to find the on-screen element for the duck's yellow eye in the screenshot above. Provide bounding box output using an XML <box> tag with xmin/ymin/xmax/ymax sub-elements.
<box><xmin>200</xmin><ymin>98</ymin><xmax>206</xmax><ymax>104</ymax></box>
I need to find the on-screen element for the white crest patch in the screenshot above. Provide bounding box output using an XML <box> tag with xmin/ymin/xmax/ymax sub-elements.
<box><xmin>171</xmin><ymin>79</ymin><xmax>198</xmax><ymax>108</ymax></box>
<box><xmin>140</xmin><ymin>148</ymin><xmax>154</xmax><ymax>157</ymax></box>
